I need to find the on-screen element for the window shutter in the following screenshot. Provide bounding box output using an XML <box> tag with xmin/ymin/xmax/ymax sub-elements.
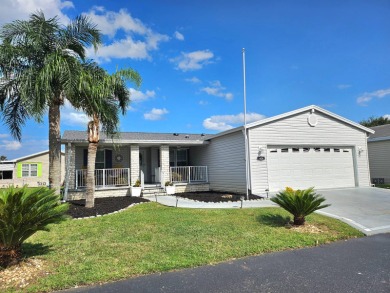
<box><xmin>105</xmin><ymin>149</ymin><xmax>113</xmax><ymax>169</ymax></box>
<box><xmin>83</xmin><ymin>149</ymin><xmax>88</xmax><ymax>167</ymax></box>
<box><xmin>17</xmin><ymin>163</ymin><xmax>22</xmax><ymax>178</ymax></box>
<box><xmin>37</xmin><ymin>163</ymin><xmax>42</xmax><ymax>177</ymax></box>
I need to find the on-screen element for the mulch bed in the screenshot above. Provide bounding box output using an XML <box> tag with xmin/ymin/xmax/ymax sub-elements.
<box><xmin>177</xmin><ymin>191</ymin><xmax>263</xmax><ymax>202</ymax></box>
<box><xmin>66</xmin><ymin>197</ymin><xmax>149</xmax><ymax>218</ymax></box>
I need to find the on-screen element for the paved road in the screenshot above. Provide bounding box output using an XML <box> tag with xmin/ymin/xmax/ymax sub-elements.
<box><xmin>65</xmin><ymin>234</ymin><xmax>390</xmax><ymax>293</ymax></box>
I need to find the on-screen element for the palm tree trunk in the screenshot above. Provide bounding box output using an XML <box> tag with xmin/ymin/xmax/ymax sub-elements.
<box><xmin>86</xmin><ymin>141</ymin><xmax>97</xmax><ymax>208</ymax></box>
<box><xmin>48</xmin><ymin>102</ymin><xmax>62</xmax><ymax>195</ymax></box>
<box><xmin>293</xmin><ymin>215</ymin><xmax>305</xmax><ymax>226</ymax></box>
<box><xmin>85</xmin><ymin>115</ymin><xmax>99</xmax><ymax>208</ymax></box>
<box><xmin>0</xmin><ymin>244</ymin><xmax>22</xmax><ymax>268</ymax></box>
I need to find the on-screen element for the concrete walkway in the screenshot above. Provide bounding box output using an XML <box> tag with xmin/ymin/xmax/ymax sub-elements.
<box><xmin>143</xmin><ymin>194</ymin><xmax>277</xmax><ymax>209</ymax></box>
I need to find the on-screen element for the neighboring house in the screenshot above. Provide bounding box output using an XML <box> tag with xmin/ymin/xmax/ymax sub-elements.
<box><xmin>0</xmin><ymin>150</ymin><xmax>65</xmax><ymax>188</ymax></box>
<box><xmin>367</xmin><ymin>124</ymin><xmax>390</xmax><ymax>184</ymax></box>
<box><xmin>61</xmin><ymin>105</ymin><xmax>374</xmax><ymax>199</ymax></box>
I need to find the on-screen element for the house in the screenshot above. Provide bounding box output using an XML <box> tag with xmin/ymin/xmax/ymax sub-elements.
<box><xmin>0</xmin><ymin>150</ymin><xmax>66</xmax><ymax>188</ymax></box>
<box><xmin>61</xmin><ymin>105</ymin><xmax>374</xmax><ymax>199</ymax></box>
<box><xmin>367</xmin><ymin>124</ymin><xmax>390</xmax><ymax>185</ymax></box>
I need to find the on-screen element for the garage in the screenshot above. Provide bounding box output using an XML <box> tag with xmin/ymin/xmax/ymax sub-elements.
<box><xmin>267</xmin><ymin>145</ymin><xmax>356</xmax><ymax>191</ymax></box>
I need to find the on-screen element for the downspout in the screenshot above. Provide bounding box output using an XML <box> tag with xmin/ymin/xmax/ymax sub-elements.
<box><xmin>63</xmin><ymin>142</ymin><xmax>71</xmax><ymax>202</ymax></box>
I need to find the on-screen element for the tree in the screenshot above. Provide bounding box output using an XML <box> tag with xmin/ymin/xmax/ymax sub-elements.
<box><xmin>76</xmin><ymin>63</ymin><xmax>141</xmax><ymax>208</ymax></box>
<box><xmin>360</xmin><ymin>116</ymin><xmax>390</xmax><ymax>127</ymax></box>
<box><xmin>0</xmin><ymin>156</ymin><xmax>6</xmax><ymax>161</ymax></box>
<box><xmin>0</xmin><ymin>12</ymin><xmax>101</xmax><ymax>194</ymax></box>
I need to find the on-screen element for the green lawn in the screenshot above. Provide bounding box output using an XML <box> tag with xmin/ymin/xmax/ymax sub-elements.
<box><xmin>12</xmin><ymin>203</ymin><xmax>362</xmax><ymax>292</ymax></box>
<box><xmin>376</xmin><ymin>184</ymin><xmax>390</xmax><ymax>189</ymax></box>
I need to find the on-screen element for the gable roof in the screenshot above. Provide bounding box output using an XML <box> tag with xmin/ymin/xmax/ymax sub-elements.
<box><xmin>368</xmin><ymin>124</ymin><xmax>390</xmax><ymax>142</ymax></box>
<box><xmin>62</xmin><ymin>131</ymin><xmax>213</xmax><ymax>145</ymax></box>
<box><xmin>211</xmin><ymin>105</ymin><xmax>374</xmax><ymax>139</ymax></box>
<box><xmin>2</xmin><ymin>150</ymin><xmax>65</xmax><ymax>163</ymax></box>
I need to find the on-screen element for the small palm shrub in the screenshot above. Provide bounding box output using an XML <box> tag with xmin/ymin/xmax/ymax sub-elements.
<box><xmin>270</xmin><ymin>187</ymin><xmax>330</xmax><ymax>226</ymax></box>
<box><xmin>0</xmin><ymin>187</ymin><xmax>69</xmax><ymax>267</ymax></box>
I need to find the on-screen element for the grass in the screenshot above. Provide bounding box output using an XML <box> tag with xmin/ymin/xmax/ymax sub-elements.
<box><xmin>376</xmin><ymin>184</ymin><xmax>390</xmax><ymax>189</ymax></box>
<box><xmin>7</xmin><ymin>203</ymin><xmax>362</xmax><ymax>292</ymax></box>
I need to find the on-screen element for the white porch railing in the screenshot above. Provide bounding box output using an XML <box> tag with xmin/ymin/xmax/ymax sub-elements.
<box><xmin>170</xmin><ymin>166</ymin><xmax>208</xmax><ymax>183</ymax></box>
<box><xmin>75</xmin><ymin>168</ymin><xmax>130</xmax><ymax>189</ymax></box>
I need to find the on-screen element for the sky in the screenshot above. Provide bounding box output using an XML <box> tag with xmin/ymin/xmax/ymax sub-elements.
<box><xmin>0</xmin><ymin>0</ymin><xmax>389</xmax><ymax>159</ymax></box>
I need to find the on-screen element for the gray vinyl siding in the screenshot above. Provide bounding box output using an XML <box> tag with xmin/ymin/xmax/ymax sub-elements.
<box><xmin>248</xmin><ymin>110</ymin><xmax>371</xmax><ymax>195</ymax></box>
<box><xmin>190</xmin><ymin>131</ymin><xmax>247</xmax><ymax>193</ymax></box>
<box><xmin>368</xmin><ymin>140</ymin><xmax>390</xmax><ymax>184</ymax></box>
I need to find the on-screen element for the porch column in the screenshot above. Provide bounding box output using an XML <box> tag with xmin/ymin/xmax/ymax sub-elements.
<box><xmin>66</xmin><ymin>143</ymin><xmax>76</xmax><ymax>189</ymax></box>
<box><xmin>130</xmin><ymin>145</ymin><xmax>140</xmax><ymax>186</ymax></box>
<box><xmin>160</xmin><ymin>145</ymin><xmax>170</xmax><ymax>184</ymax></box>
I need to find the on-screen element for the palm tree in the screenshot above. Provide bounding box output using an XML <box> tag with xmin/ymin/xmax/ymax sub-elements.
<box><xmin>76</xmin><ymin>63</ymin><xmax>141</xmax><ymax>208</ymax></box>
<box><xmin>0</xmin><ymin>11</ymin><xmax>101</xmax><ymax>194</ymax></box>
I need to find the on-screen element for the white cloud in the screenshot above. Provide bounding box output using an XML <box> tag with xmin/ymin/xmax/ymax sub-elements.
<box><xmin>174</xmin><ymin>31</ymin><xmax>184</xmax><ymax>41</ymax></box>
<box><xmin>0</xmin><ymin>140</ymin><xmax>22</xmax><ymax>151</ymax></box>
<box><xmin>384</xmin><ymin>114</ymin><xmax>390</xmax><ymax>119</ymax></box>
<box><xmin>357</xmin><ymin>88</ymin><xmax>390</xmax><ymax>105</ymax></box>
<box><xmin>144</xmin><ymin>108</ymin><xmax>168</xmax><ymax>121</ymax></box>
<box><xmin>203</xmin><ymin>113</ymin><xmax>266</xmax><ymax>131</ymax></box>
<box><xmin>170</xmin><ymin>50</ymin><xmax>214</xmax><ymax>71</ymax></box>
<box><xmin>0</xmin><ymin>134</ymin><xmax>9</xmax><ymax>138</ymax></box>
<box><xmin>337</xmin><ymin>84</ymin><xmax>351</xmax><ymax>90</ymax></box>
<box><xmin>61</xmin><ymin>100</ymin><xmax>90</xmax><ymax>127</ymax></box>
<box><xmin>129</xmin><ymin>88</ymin><xmax>156</xmax><ymax>102</ymax></box>
<box><xmin>199</xmin><ymin>100</ymin><xmax>208</xmax><ymax>105</ymax></box>
<box><xmin>185</xmin><ymin>77</ymin><xmax>201</xmax><ymax>84</ymax></box>
<box><xmin>200</xmin><ymin>80</ymin><xmax>233</xmax><ymax>101</ymax></box>
<box><xmin>0</xmin><ymin>0</ymin><xmax>73</xmax><ymax>26</ymax></box>
<box><xmin>84</xmin><ymin>7</ymin><xmax>169</xmax><ymax>62</ymax></box>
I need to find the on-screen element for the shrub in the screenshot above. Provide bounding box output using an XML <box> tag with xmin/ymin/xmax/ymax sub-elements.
<box><xmin>0</xmin><ymin>187</ymin><xmax>69</xmax><ymax>268</ymax></box>
<box><xmin>165</xmin><ymin>181</ymin><xmax>173</xmax><ymax>187</ymax></box>
<box><xmin>270</xmin><ymin>187</ymin><xmax>330</xmax><ymax>226</ymax></box>
<box><xmin>133</xmin><ymin>179</ymin><xmax>141</xmax><ymax>187</ymax></box>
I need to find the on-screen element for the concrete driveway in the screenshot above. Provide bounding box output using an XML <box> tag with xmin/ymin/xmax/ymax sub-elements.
<box><xmin>316</xmin><ymin>187</ymin><xmax>390</xmax><ymax>235</ymax></box>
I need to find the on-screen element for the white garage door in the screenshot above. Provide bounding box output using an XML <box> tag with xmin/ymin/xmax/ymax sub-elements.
<box><xmin>267</xmin><ymin>146</ymin><xmax>356</xmax><ymax>191</ymax></box>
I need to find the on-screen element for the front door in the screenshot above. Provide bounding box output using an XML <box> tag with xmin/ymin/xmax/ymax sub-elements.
<box><xmin>139</xmin><ymin>148</ymin><xmax>148</xmax><ymax>183</ymax></box>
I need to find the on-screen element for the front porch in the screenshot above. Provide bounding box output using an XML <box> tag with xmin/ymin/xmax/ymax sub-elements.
<box><xmin>74</xmin><ymin>166</ymin><xmax>209</xmax><ymax>189</ymax></box>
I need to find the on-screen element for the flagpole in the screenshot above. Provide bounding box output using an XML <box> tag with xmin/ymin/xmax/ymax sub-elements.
<box><xmin>242</xmin><ymin>48</ymin><xmax>249</xmax><ymax>200</ymax></box>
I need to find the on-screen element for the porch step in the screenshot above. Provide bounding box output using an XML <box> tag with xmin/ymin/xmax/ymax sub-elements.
<box><xmin>142</xmin><ymin>186</ymin><xmax>167</xmax><ymax>196</ymax></box>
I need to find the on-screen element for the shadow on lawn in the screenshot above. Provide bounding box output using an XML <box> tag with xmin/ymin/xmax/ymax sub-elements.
<box><xmin>257</xmin><ymin>214</ymin><xmax>290</xmax><ymax>227</ymax></box>
<box><xmin>22</xmin><ymin>243</ymin><xmax>52</xmax><ymax>258</ymax></box>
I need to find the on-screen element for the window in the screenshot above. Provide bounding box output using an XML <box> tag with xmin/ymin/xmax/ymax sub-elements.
<box><xmin>343</xmin><ymin>149</ymin><xmax>350</xmax><ymax>153</ymax></box>
<box><xmin>314</xmin><ymin>147</ymin><xmax>321</xmax><ymax>152</ymax></box>
<box><xmin>303</xmin><ymin>147</ymin><xmax>310</xmax><ymax>152</ymax></box>
<box><xmin>170</xmin><ymin>149</ymin><xmax>189</xmax><ymax>166</ymax></box>
<box><xmin>334</xmin><ymin>148</ymin><xmax>340</xmax><ymax>152</ymax></box>
<box><xmin>281</xmin><ymin>148</ymin><xmax>289</xmax><ymax>153</ymax></box>
<box><xmin>0</xmin><ymin>171</ymin><xmax>13</xmax><ymax>180</ymax></box>
<box><xmin>95</xmin><ymin>150</ymin><xmax>105</xmax><ymax>169</ymax></box>
<box><xmin>292</xmin><ymin>148</ymin><xmax>299</xmax><ymax>153</ymax></box>
<box><xmin>324</xmin><ymin>148</ymin><xmax>330</xmax><ymax>152</ymax></box>
<box><xmin>21</xmin><ymin>163</ymin><xmax>39</xmax><ymax>177</ymax></box>
<box><xmin>269</xmin><ymin>149</ymin><xmax>277</xmax><ymax>153</ymax></box>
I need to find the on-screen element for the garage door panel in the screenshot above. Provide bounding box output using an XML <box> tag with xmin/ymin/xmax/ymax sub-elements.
<box><xmin>268</xmin><ymin>146</ymin><xmax>355</xmax><ymax>191</ymax></box>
